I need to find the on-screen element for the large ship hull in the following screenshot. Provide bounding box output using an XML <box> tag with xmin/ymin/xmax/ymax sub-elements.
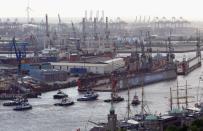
<box><xmin>117</xmin><ymin>68</ymin><xmax>177</xmax><ymax>90</ymax></box>
<box><xmin>78</xmin><ymin>68</ymin><xmax>177</xmax><ymax>92</ymax></box>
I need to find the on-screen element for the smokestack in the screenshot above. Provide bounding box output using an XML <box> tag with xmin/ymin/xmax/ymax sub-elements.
<box><xmin>45</xmin><ymin>14</ymin><xmax>49</xmax><ymax>37</ymax></box>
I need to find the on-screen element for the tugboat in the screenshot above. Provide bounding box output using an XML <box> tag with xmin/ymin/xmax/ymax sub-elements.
<box><xmin>54</xmin><ymin>97</ymin><xmax>74</xmax><ymax>106</ymax></box>
<box><xmin>53</xmin><ymin>90</ymin><xmax>68</xmax><ymax>99</ymax></box>
<box><xmin>13</xmin><ymin>102</ymin><xmax>32</xmax><ymax>111</ymax></box>
<box><xmin>104</xmin><ymin>74</ymin><xmax>124</xmax><ymax>103</ymax></box>
<box><xmin>3</xmin><ymin>97</ymin><xmax>28</xmax><ymax>106</ymax></box>
<box><xmin>131</xmin><ymin>93</ymin><xmax>140</xmax><ymax>106</ymax></box>
<box><xmin>77</xmin><ymin>91</ymin><xmax>99</xmax><ymax>101</ymax></box>
<box><xmin>104</xmin><ymin>93</ymin><xmax>124</xmax><ymax>103</ymax></box>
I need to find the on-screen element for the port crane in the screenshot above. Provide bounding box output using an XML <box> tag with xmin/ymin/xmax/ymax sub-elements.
<box><xmin>10</xmin><ymin>37</ymin><xmax>27</xmax><ymax>75</ymax></box>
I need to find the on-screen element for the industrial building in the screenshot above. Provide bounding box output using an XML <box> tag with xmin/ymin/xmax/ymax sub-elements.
<box><xmin>51</xmin><ymin>58</ymin><xmax>125</xmax><ymax>74</ymax></box>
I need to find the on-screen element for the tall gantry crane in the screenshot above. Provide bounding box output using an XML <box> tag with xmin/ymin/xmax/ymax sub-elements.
<box><xmin>10</xmin><ymin>37</ymin><xmax>27</xmax><ymax>75</ymax></box>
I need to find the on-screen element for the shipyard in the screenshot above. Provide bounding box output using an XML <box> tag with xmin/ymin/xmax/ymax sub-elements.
<box><xmin>2</xmin><ymin>0</ymin><xmax>203</xmax><ymax>131</ymax></box>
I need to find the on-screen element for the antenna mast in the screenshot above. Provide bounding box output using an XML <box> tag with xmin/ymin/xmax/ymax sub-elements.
<box><xmin>126</xmin><ymin>73</ymin><xmax>131</xmax><ymax>120</ymax></box>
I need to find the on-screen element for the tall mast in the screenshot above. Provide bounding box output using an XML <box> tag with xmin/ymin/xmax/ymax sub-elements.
<box><xmin>170</xmin><ymin>87</ymin><xmax>173</xmax><ymax>111</ymax></box>
<box><xmin>176</xmin><ymin>81</ymin><xmax>180</xmax><ymax>109</ymax></box>
<box><xmin>197</xmin><ymin>77</ymin><xmax>201</xmax><ymax>104</ymax></box>
<box><xmin>127</xmin><ymin>76</ymin><xmax>130</xmax><ymax>120</ymax></box>
<box><xmin>141</xmin><ymin>74</ymin><xmax>144</xmax><ymax>119</ymax></box>
<box><xmin>185</xmin><ymin>80</ymin><xmax>188</xmax><ymax>108</ymax></box>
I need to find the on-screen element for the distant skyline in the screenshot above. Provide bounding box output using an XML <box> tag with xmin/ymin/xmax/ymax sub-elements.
<box><xmin>0</xmin><ymin>0</ymin><xmax>203</xmax><ymax>21</ymax></box>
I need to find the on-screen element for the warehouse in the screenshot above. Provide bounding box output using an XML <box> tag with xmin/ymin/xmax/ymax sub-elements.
<box><xmin>50</xmin><ymin>58</ymin><xmax>125</xmax><ymax>74</ymax></box>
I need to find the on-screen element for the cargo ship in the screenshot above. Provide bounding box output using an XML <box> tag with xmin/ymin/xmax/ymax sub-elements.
<box><xmin>77</xmin><ymin>40</ymin><xmax>177</xmax><ymax>92</ymax></box>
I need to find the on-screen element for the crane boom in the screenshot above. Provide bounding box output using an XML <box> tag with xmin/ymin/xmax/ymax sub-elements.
<box><xmin>11</xmin><ymin>37</ymin><xmax>27</xmax><ymax>75</ymax></box>
<box><xmin>12</xmin><ymin>37</ymin><xmax>22</xmax><ymax>75</ymax></box>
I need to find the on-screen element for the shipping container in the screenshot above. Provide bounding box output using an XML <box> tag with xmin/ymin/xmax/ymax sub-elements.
<box><xmin>39</xmin><ymin>56</ymin><xmax>57</xmax><ymax>62</ymax></box>
<box><xmin>70</xmin><ymin>68</ymin><xmax>87</xmax><ymax>75</ymax></box>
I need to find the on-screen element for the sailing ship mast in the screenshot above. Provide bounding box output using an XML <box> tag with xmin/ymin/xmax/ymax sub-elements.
<box><xmin>127</xmin><ymin>77</ymin><xmax>130</xmax><ymax>119</ymax></box>
<box><xmin>170</xmin><ymin>80</ymin><xmax>194</xmax><ymax>110</ymax></box>
<box><xmin>141</xmin><ymin>78</ymin><xmax>144</xmax><ymax>119</ymax></box>
<box><xmin>185</xmin><ymin>80</ymin><xmax>188</xmax><ymax>108</ymax></box>
<box><xmin>176</xmin><ymin>81</ymin><xmax>180</xmax><ymax>109</ymax></box>
<box><xmin>196</xmin><ymin>74</ymin><xmax>203</xmax><ymax>105</ymax></box>
<box><xmin>170</xmin><ymin>87</ymin><xmax>173</xmax><ymax>111</ymax></box>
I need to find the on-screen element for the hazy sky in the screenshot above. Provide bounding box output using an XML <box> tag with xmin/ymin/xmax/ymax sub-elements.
<box><xmin>0</xmin><ymin>0</ymin><xmax>203</xmax><ymax>21</ymax></box>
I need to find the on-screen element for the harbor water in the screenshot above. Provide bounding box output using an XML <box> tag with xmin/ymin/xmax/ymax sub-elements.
<box><xmin>0</xmin><ymin>52</ymin><xmax>202</xmax><ymax>131</ymax></box>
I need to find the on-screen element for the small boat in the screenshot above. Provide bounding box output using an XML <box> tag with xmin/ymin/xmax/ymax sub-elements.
<box><xmin>131</xmin><ymin>94</ymin><xmax>140</xmax><ymax>106</ymax></box>
<box><xmin>3</xmin><ymin>98</ymin><xmax>28</xmax><ymax>106</ymax></box>
<box><xmin>54</xmin><ymin>97</ymin><xmax>74</xmax><ymax>106</ymax></box>
<box><xmin>104</xmin><ymin>94</ymin><xmax>124</xmax><ymax>103</ymax></box>
<box><xmin>77</xmin><ymin>91</ymin><xmax>99</xmax><ymax>101</ymax></box>
<box><xmin>53</xmin><ymin>90</ymin><xmax>68</xmax><ymax>99</ymax></box>
<box><xmin>13</xmin><ymin>102</ymin><xmax>32</xmax><ymax>111</ymax></box>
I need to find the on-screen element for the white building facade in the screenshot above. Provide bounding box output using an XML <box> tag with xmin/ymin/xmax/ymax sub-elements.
<box><xmin>51</xmin><ymin>58</ymin><xmax>125</xmax><ymax>74</ymax></box>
